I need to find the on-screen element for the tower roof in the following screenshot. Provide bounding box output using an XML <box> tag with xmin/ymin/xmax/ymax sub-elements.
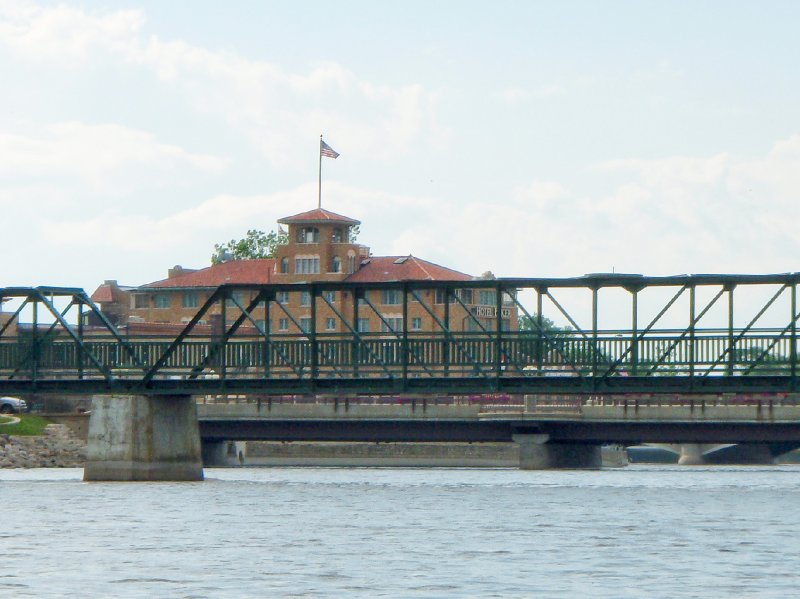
<box><xmin>277</xmin><ymin>208</ymin><xmax>360</xmax><ymax>226</ymax></box>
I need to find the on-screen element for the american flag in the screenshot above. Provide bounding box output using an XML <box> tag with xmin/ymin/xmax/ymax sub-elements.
<box><xmin>320</xmin><ymin>140</ymin><xmax>339</xmax><ymax>159</ymax></box>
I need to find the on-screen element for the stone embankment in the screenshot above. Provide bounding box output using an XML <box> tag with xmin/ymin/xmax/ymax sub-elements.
<box><xmin>0</xmin><ymin>424</ymin><xmax>86</xmax><ymax>468</ymax></box>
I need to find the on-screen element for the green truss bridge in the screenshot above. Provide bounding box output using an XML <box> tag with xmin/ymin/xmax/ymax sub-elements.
<box><xmin>2</xmin><ymin>273</ymin><xmax>799</xmax><ymax>397</ymax></box>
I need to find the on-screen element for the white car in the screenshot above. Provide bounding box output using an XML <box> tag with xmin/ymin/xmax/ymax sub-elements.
<box><xmin>0</xmin><ymin>397</ymin><xmax>28</xmax><ymax>414</ymax></box>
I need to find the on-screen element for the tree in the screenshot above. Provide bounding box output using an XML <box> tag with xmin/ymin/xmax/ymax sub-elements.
<box><xmin>518</xmin><ymin>313</ymin><xmax>568</xmax><ymax>334</ymax></box>
<box><xmin>211</xmin><ymin>229</ymin><xmax>288</xmax><ymax>265</ymax></box>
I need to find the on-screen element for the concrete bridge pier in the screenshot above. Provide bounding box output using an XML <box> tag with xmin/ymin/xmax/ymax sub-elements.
<box><xmin>84</xmin><ymin>395</ymin><xmax>204</xmax><ymax>481</ymax></box>
<box><xmin>676</xmin><ymin>443</ymin><xmax>777</xmax><ymax>465</ymax></box>
<box><xmin>202</xmin><ymin>440</ymin><xmax>246</xmax><ymax>467</ymax></box>
<box><xmin>677</xmin><ymin>444</ymin><xmax>706</xmax><ymax>465</ymax></box>
<box><xmin>513</xmin><ymin>434</ymin><xmax>602</xmax><ymax>470</ymax></box>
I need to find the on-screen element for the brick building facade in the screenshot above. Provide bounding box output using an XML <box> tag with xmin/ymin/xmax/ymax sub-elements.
<box><xmin>90</xmin><ymin>208</ymin><xmax>517</xmax><ymax>335</ymax></box>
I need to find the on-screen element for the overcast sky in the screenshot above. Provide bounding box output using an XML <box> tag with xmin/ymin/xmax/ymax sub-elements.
<box><xmin>2</xmin><ymin>0</ymin><xmax>799</xmax><ymax>299</ymax></box>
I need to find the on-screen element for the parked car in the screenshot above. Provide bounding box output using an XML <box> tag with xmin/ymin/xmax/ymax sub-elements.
<box><xmin>0</xmin><ymin>397</ymin><xmax>28</xmax><ymax>414</ymax></box>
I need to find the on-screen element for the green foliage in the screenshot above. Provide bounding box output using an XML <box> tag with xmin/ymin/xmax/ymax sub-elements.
<box><xmin>518</xmin><ymin>313</ymin><xmax>570</xmax><ymax>334</ymax></box>
<box><xmin>211</xmin><ymin>229</ymin><xmax>288</xmax><ymax>265</ymax></box>
<box><xmin>349</xmin><ymin>225</ymin><xmax>360</xmax><ymax>243</ymax></box>
<box><xmin>0</xmin><ymin>414</ymin><xmax>51</xmax><ymax>436</ymax></box>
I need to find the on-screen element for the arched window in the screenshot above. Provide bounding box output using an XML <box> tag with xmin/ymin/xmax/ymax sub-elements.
<box><xmin>280</xmin><ymin>257</ymin><xmax>289</xmax><ymax>273</ymax></box>
<box><xmin>296</xmin><ymin>227</ymin><xmax>320</xmax><ymax>243</ymax></box>
<box><xmin>331</xmin><ymin>256</ymin><xmax>342</xmax><ymax>273</ymax></box>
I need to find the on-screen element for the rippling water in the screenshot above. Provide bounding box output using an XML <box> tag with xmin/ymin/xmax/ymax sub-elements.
<box><xmin>2</xmin><ymin>466</ymin><xmax>800</xmax><ymax>598</ymax></box>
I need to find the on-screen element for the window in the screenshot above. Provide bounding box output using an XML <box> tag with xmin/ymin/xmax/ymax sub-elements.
<box><xmin>479</xmin><ymin>290</ymin><xmax>496</xmax><ymax>306</ymax></box>
<box><xmin>324</xmin><ymin>290</ymin><xmax>336</xmax><ymax>303</ymax></box>
<box><xmin>276</xmin><ymin>291</ymin><xmax>289</xmax><ymax>304</ymax></box>
<box><xmin>357</xmin><ymin>318</ymin><xmax>370</xmax><ymax>333</ymax></box>
<box><xmin>280</xmin><ymin>257</ymin><xmax>289</xmax><ymax>273</ymax></box>
<box><xmin>226</xmin><ymin>291</ymin><xmax>246</xmax><ymax>309</ymax></box>
<box><xmin>326</xmin><ymin>317</ymin><xmax>336</xmax><ymax>331</ymax></box>
<box><xmin>300</xmin><ymin>317</ymin><xmax>312</xmax><ymax>333</ymax></box>
<box><xmin>133</xmin><ymin>294</ymin><xmax>149</xmax><ymax>309</ymax></box>
<box><xmin>331</xmin><ymin>256</ymin><xmax>341</xmax><ymax>273</ymax></box>
<box><xmin>332</xmin><ymin>228</ymin><xmax>343</xmax><ymax>243</ymax></box>
<box><xmin>278</xmin><ymin>318</ymin><xmax>289</xmax><ymax>331</ymax></box>
<box><xmin>381</xmin><ymin>289</ymin><xmax>401</xmax><ymax>305</ymax></box>
<box><xmin>296</xmin><ymin>227</ymin><xmax>320</xmax><ymax>243</ymax></box>
<box><xmin>154</xmin><ymin>294</ymin><xmax>170</xmax><ymax>309</ymax></box>
<box><xmin>435</xmin><ymin>289</ymin><xmax>454</xmax><ymax>305</ymax></box>
<box><xmin>182</xmin><ymin>293</ymin><xmax>199</xmax><ymax>308</ymax></box>
<box><xmin>347</xmin><ymin>255</ymin><xmax>356</xmax><ymax>273</ymax></box>
<box><xmin>412</xmin><ymin>317</ymin><xmax>422</xmax><ymax>330</ymax></box>
<box><xmin>295</xmin><ymin>257</ymin><xmax>320</xmax><ymax>274</ymax></box>
<box><xmin>300</xmin><ymin>291</ymin><xmax>312</xmax><ymax>306</ymax></box>
<box><xmin>380</xmin><ymin>317</ymin><xmax>403</xmax><ymax>333</ymax></box>
<box><xmin>503</xmin><ymin>291</ymin><xmax>516</xmax><ymax>306</ymax></box>
<box><xmin>456</xmin><ymin>289</ymin><xmax>474</xmax><ymax>304</ymax></box>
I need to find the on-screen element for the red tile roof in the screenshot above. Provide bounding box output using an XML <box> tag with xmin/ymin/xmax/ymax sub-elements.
<box><xmin>278</xmin><ymin>208</ymin><xmax>360</xmax><ymax>226</ymax></box>
<box><xmin>345</xmin><ymin>256</ymin><xmax>472</xmax><ymax>283</ymax></box>
<box><xmin>90</xmin><ymin>281</ymin><xmax>130</xmax><ymax>303</ymax></box>
<box><xmin>142</xmin><ymin>259</ymin><xmax>275</xmax><ymax>288</ymax></box>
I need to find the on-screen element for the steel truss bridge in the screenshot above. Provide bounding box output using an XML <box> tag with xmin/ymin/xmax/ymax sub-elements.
<box><xmin>1</xmin><ymin>273</ymin><xmax>799</xmax><ymax>396</ymax></box>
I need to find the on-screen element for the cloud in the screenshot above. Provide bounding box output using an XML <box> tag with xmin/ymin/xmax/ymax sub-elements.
<box><xmin>0</xmin><ymin>122</ymin><xmax>228</xmax><ymax>191</ymax></box>
<box><xmin>0</xmin><ymin>0</ymin><xmax>144</xmax><ymax>65</ymax></box>
<box><xmin>0</xmin><ymin>1</ymin><xmax>445</xmax><ymax>167</ymax></box>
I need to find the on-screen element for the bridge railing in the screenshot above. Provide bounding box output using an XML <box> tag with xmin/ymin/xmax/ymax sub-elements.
<box><xmin>1</xmin><ymin>274</ymin><xmax>799</xmax><ymax>394</ymax></box>
<box><xmin>0</xmin><ymin>329</ymin><xmax>794</xmax><ymax>379</ymax></box>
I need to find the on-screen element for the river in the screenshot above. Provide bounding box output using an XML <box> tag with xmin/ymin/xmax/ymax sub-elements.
<box><xmin>2</xmin><ymin>465</ymin><xmax>799</xmax><ymax>598</ymax></box>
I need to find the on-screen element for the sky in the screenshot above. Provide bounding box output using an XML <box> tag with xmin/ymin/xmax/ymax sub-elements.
<box><xmin>2</xmin><ymin>0</ymin><xmax>800</xmax><ymax>302</ymax></box>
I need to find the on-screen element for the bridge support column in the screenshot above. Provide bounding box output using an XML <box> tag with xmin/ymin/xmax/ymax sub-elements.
<box><xmin>84</xmin><ymin>395</ymin><xmax>204</xmax><ymax>481</ymax></box>
<box><xmin>202</xmin><ymin>440</ymin><xmax>246</xmax><ymax>467</ymax></box>
<box><xmin>677</xmin><ymin>444</ymin><xmax>706</xmax><ymax>465</ymax></box>
<box><xmin>513</xmin><ymin>434</ymin><xmax>602</xmax><ymax>470</ymax></box>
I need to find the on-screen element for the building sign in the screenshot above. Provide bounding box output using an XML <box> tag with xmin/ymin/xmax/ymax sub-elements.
<box><xmin>474</xmin><ymin>306</ymin><xmax>512</xmax><ymax>318</ymax></box>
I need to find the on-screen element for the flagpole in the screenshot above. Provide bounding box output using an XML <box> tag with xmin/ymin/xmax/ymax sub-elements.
<box><xmin>318</xmin><ymin>134</ymin><xmax>323</xmax><ymax>209</ymax></box>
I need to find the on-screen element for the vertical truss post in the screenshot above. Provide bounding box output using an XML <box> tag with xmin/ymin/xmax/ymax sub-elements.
<box><xmin>352</xmin><ymin>289</ymin><xmax>360</xmax><ymax>378</ymax></box>
<box><xmin>263</xmin><ymin>296</ymin><xmax>271</xmax><ymax>379</ymax></box>
<box><xmin>31</xmin><ymin>298</ymin><xmax>39</xmax><ymax>385</ymax></box>
<box><xmin>727</xmin><ymin>285</ymin><xmax>735</xmax><ymax>376</ymax></box>
<box><xmin>310</xmin><ymin>284</ymin><xmax>318</xmax><ymax>382</ymax></box>
<box><xmin>220</xmin><ymin>291</ymin><xmax>227</xmax><ymax>384</ymax></box>
<box><xmin>77</xmin><ymin>301</ymin><xmax>84</xmax><ymax>380</ymax></box>
<box><xmin>630</xmin><ymin>289</ymin><xmax>638</xmax><ymax>376</ymax></box>
<box><xmin>536</xmin><ymin>288</ymin><xmax>544</xmax><ymax>375</ymax></box>
<box><xmin>592</xmin><ymin>286</ymin><xmax>598</xmax><ymax>388</ymax></box>
<box><xmin>402</xmin><ymin>284</ymin><xmax>409</xmax><ymax>385</ymax></box>
<box><xmin>443</xmin><ymin>288</ymin><xmax>450</xmax><ymax>378</ymax></box>
<box><xmin>792</xmin><ymin>282</ymin><xmax>797</xmax><ymax>391</ymax></box>
<box><xmin>495</xmin><ymin>282</ymin><xmax>502</xmax><ymax>384</ymax></box>
<box><xmin>689</xmin><ymin>285</ymin><xmax>696</xmax><ymax>385</ymax></box>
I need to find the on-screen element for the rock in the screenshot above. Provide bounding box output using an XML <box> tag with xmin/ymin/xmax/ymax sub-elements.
<box><xmin>0</xmin><ymin>424</ymin><xmax>87</xmax><ymax>469</ymax></box>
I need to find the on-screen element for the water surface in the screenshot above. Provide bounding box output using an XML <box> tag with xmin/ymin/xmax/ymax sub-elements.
<box><xmin>2</xmin><ymin>466</ymin><xmax>799</xmax><ymax>597</ymax></box>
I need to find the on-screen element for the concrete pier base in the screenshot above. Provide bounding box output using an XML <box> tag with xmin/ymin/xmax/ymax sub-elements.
<box><xmin>678</xmin><ymin>444</ymin><xmax>706</xmax><ymax>465</ymax></box>
<box><xmin>202</xmin><ymin>440</ymin><xmax>246</xmax><ymax>467</ymax></box>
<box><xmin>514</xmin><ymin>434</ymin><xmax>602</xmax><ymax>470</ymax></box>
<box><xmin>84</xmin><ymin>395</ymin><xmax>204</xmax><ymax>481</ymax></box>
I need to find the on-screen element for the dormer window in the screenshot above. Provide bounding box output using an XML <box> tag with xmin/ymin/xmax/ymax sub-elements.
<box><xmin>296</xmin><ymin>227</ymin><xmax>320</xmax><ymax>243</ymax></box>
<box><xmin>332</xmin><ymin>228</ymin><xmax>343</xmax><ymax>243</ymax></box>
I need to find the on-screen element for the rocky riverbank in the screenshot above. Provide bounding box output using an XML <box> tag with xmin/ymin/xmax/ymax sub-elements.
<box><xmin>0</xmin><ymin>424</ymin><xmax>86</xmax><ymax>468</ymax></box>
